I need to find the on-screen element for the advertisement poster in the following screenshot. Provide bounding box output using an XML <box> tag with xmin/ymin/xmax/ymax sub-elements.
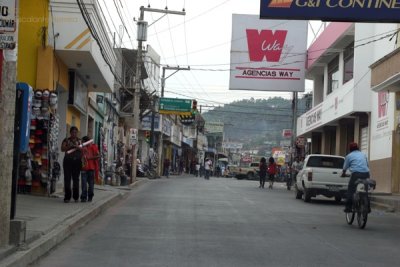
<box><xmin>229</xmin><ymin>14</ymin><xmax>307</xmax><ymax>92</ymax></box>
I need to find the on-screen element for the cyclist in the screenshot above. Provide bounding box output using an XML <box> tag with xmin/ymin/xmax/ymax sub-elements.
<box><xmin>341</xmin><ymin>142</ymin><xmax>370</xmax><ymax>213</ymax></box>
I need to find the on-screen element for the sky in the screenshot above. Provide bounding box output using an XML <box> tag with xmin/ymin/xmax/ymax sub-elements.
<box><xmin>99</xmin><ymin>0</ymin><xmax>321</xmax><ymax>112</ymax></box>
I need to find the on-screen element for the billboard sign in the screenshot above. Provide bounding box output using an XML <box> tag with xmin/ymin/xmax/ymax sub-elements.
<box><xmin>260</xmin><ymin>0</ymin><xmax>400</xmax><ymax>23</ymax></box>
<box><xmin>205</xmin><ymin>122</ymin><xmax>224</xmax><ymax>133</ymax></box>
<box><xmin>229</xmin><ymin>14</ymin><xmax>307</xmax><ymax>92</ymax></box>
<box><xmin>222</xmin><ymin>142</ymin><xmax>243</xmax><ymax>149</ymax></box>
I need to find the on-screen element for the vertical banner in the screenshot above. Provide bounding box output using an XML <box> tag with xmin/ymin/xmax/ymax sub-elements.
<box><xmin>229</xmin><ymin>14</ymin><xmax>307</xmax><ymax>92</ymax></box>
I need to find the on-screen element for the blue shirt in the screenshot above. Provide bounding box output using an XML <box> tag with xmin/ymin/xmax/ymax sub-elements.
<box><xmin>343</xmin><ymin>150</ymin><xmax>369</xmax><ymax>173</ymax></box>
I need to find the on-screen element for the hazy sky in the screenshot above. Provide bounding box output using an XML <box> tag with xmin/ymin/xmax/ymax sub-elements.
<box><xmin>99</xmin><ymin>0</ymin><xmax>319</xmax><ymax>111</ymax></box>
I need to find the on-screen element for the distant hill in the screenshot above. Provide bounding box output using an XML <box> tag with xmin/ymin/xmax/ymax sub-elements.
<box><xmin>202</xmin><ymin>95</ymin><xmax>311</xmax><ymax>153</ymax></box>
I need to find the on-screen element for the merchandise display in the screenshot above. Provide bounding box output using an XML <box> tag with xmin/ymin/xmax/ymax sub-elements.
<box><xmin>18</xmin><ymin>89</ymin><xmax>60</xmax><ymax>195</ymax></box>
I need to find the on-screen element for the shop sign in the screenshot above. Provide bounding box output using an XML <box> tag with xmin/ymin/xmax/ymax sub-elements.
<box><xmin>0</xmin><ymin>1</ymin><xmax>16</xmax><ymax>49</ymax></box>
<box><xmin>282</xmin><ymin>129</ymin><xmax>292</xmax><ymax>138</ymax></box>
<box><xmin>162</xmin><ymin>116</ymin><xmax>172</xmax><ymax>136</ymax></box>
<box><xmin>229</xmin><ymin>14</ymin><xmax>307</xmax><ymax>92</ymax></box>
<box><xmin>129</xmin><ymin>128</ymin><xmax>138</xmax><ymax>145</ymax></box>
<box><xmin>182</xmin><ymin>136</ymin><xmax>193</xmax><ymax>147</ymax></box>
<box><xmin>222</xmin><ymin>142</ymin><xmax>243</xmax><ymax>149</ymax></box>
<box><xmin>205</xmin><ymin>121</ymin><xmax>224</xmax><ymax>133</ymax></box>
<box><xmin>305</xmin><ymin>104</ymin><xmax>322</xmax><ymax>130</ymax></box>
<box><xmin>171</xmin><ymin>125</ymin><xmax>181</xmax><ymax>146</ymax></box>
<box><xmin>260</xmin><ymin>0</ymin><xmax>400</xmax><ymax>23</ymax></box>
<box><xmin>280</xmin><ymin>140</ymin><xmax>291</xmax><ymax>147</ymax></box>
<box><xmin>296</xmin><ymin>136</ymin><xmax>305</xmax><ymax>147</ymax></box>
<box><xmin>141</xmin><ymin>114</ymin><xmax>160</xmax><ymax>131</ymax></box>
<box><xmin>376</xmin><ymin>91</ymin><xmax>389</xmax><ymax>131</ymax></box>
<box><xmin>159</xmin><ymin>97</ymin><xmax>192</xmax><ymax>116</ymax></box>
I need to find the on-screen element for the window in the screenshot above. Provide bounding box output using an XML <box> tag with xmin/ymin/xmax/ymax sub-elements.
<box><xmin>343</xmin><ymin>42</ymin><xmax>354</xmax><ymax>84</ymax></box>
<box><xmin>327</xmin><ymin>56</ymin><xmax>339</xmax><ymax>95</ymax></box>
<box><xmin>307</xmin><ymin>156</ymin><xmax>344</xmax><ymax>169</ymax></box>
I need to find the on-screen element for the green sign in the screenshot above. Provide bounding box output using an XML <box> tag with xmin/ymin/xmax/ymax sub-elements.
<box><xmin>159</xmin><ymin>97</ymin><xmax>192</xmax><ymax>116</ymax></box>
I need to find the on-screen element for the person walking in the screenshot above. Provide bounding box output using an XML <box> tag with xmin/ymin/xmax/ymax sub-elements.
<box><xmin>259</xmin><ymin>157</ymin><xmax>267</xmax><ymax>188</ymax></box>
<box><xmin>80</xmin><ymin>136</ymin><xmax>100</xmax><ymax>202</ymax></box>
<box><xmin>268</xmin><ymin>157</ymin><xmax>277</xmax><ymax>189</ymax></box>
<box><xmin>291</xmin><ymin>157</ymin><xmax>301</xmax><ymax>183</ymax></box>
<box><xmin>195</xmin><ymin>162</ymin><xmax>200</xmax><ymax>177</ymax></box>
<box><xmin>204</xmin><ymin>158</ymin><xmax>212</xmax><ymax>180</ymax></box>
<box><xmin>163</xmin><ymin>158</ymin><xmax>170</xmax><ymax>178</ymax></box>
<box><xmin>61</xmin><ymin>126</ymin><xmax>82</xmax><ymax>203</ymax></box>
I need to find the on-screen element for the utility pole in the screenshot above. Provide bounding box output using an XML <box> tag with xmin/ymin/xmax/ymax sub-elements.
<box><xmin>0</xmin><ymin>50</ymin><xmax>17</xmax><ymax>247</ymax></box>
<box><xmin>133</xmin><ymin>7</ymin><xmax>186</xmax><ymax>181</ymax></box>
<box><xmin>131</xmin><ymin>7</ymin><xmax>145</xmax><ymax>183</ymax></box>
<box><xmin>291</xmin><ymin>91</ymin><xmax>298</xmax><ymax>164</ymax></box>
<box><xmin>157</xmin><ymin>65</ymin><xmax>190</xmax><ymax>177</ymax></box>
<box><xmin>161</xmin><ymin>66</ymin><xmax>190</xmax><ymax>97</ymax></box>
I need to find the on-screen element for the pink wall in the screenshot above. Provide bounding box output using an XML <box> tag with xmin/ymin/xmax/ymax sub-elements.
<box><xmin>307</xmin><ymin>22</ymin><xmax>353</xmax><ymax>69</ymax></box>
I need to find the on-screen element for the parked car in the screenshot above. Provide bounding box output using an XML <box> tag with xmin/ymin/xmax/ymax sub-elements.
<box><xmin>224</xmin><ymin>164</ymin><xmax>238</xmax><ymax>177</ymax></box>
<box><xmin>235</xmin><ymin>162</ymin><xmax>260</xmax><ymax>180</ymax></box>
<box><xmin>294</xmin><ymin>154</ymin><xmax>349</xmax><ymax>202</ymax></box>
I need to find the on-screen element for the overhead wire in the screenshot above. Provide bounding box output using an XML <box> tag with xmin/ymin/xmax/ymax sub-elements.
<box><xmin>100</xmin><ymin>0</ymin><xmax>123</xmax><ymax>46</ymax></box>
<box><xmin>113</xmin><ymin>0</ymin><xmax>132</xmax><ymax>40</ymax></box>
<box><xmin>147</xmin><ymin>0</ymin><xmax>233</xmax><ymax>38</ymax></box>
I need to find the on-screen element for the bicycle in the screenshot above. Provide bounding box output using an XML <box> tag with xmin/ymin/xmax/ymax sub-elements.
<box><xmin>345</xmin><ymin>178</ymin><xmax>376</xmax><ymax>229</ymax></box>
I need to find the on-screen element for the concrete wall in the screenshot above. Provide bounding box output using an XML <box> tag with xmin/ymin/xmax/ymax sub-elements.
<box><xmin>370</xmin><ymin>157</ymin><xmax>392</xmax><ymax>193</ymax></box>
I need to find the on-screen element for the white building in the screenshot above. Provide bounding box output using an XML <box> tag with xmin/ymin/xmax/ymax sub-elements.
<box><xmin>297</xmin><ymin>22</ymin><xmax>400</xmax><ymax>193</ymax></box>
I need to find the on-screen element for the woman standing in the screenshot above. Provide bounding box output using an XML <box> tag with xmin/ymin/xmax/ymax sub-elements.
<box><xmin>259</xmin><ymin>157</ymin><xmax>267</xmax><ymax>188</ymax></box>
<box><xmin>61</xmin><ymin>126</ymin><xmax>82</xmax><ymax>203</ymax></box>
<box><xmin>268</xmin><ymin>157</ymin><xmax>277</xmax><ymax>189</ymax></box>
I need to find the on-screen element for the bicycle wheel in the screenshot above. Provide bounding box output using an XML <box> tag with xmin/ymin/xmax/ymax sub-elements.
<box><xmin>345</xmin><ymin>211</ymin><xmax>355</xmax><ymax>225</ymax></box>
<box><xmin>357</xmin><ymin>195</ymin><xmax>368</xmax><ymax>229</ymax></box>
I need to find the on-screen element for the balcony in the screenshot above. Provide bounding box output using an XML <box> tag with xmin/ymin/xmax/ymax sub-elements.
<box><xmin>49</xmin><ymin>0</ymin><xmax>117</xmax><ymax>93</ymax></box>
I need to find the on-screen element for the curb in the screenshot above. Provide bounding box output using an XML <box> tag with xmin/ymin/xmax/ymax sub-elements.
<box><xmin>0</xmin><ymin>191</ymin><xmax>126</xmax><ymax>267</ymax></box>
<box><xmin>371</xmin><ymin>201</ymin><xmax>396</xmax><ymax>213</ymax></box>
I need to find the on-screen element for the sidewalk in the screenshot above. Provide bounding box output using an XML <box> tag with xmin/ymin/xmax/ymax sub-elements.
<box><xmin>370</xmin><ymin>194</ymin><xmax>400</xmax><ymax>212</ymax></box>
<box><xmin>0</xmin><ymin>178</ymin><xmax>147</xmax><ymax>267</ymax></box>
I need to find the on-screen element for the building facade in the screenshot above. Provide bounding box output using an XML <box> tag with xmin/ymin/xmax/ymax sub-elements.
<box><xmin>297</xmin><ymin>22</ymin><xmax>400</xmax><ymax>193</ymax></box>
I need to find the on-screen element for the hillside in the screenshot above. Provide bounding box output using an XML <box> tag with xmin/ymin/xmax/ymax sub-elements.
<box><xmin>202</xmin><ymin>95</ymin><xmax>311</xmax><ymax>152</ymax></box>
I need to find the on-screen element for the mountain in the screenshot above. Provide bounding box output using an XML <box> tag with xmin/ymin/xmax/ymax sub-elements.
<box><xmin>202</xmin><ymin>95</ymin><xmax>311</xmax><ymax>152</ymax></box>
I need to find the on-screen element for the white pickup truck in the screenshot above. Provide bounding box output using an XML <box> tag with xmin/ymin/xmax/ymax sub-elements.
<box><xmin>294</xmin><ymin>154</ymin><xmax>349</xmax><ymax>202</ymax></box>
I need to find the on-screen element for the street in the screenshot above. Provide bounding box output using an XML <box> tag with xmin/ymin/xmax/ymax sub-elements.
<box><xmin>33</xmin><ymin>176</ymin><xmax>400</xmax><ymax>267</ymax></box>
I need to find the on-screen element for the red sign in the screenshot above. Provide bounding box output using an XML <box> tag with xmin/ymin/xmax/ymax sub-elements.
<box><xmin>246</xmin><ymin>29</ymin><xmax>288</xmax><ymax>62</ymax></box>
<box><xmin>296</xmin><ymin>136</ymin><xmax>305</xmax><ymax>147</ymax></box>
<box><xmin>282</xmin><ymin>129</ymin><xmax>292</xmax><ymax>138</ymax></box>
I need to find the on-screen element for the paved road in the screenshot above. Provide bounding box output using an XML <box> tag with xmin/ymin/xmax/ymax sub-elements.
<box><xmin>33</xmin><ymin>176</ymin><xmax>400</xmax><ymax>267</ymax></box>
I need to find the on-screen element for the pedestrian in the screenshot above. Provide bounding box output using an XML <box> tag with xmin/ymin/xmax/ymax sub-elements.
<box><xmin>163</xmin><ymin>158</ymin><xmax>170</xmax><ymax>178</ymax></box>
<box><xmin>291</xmin><ymin>157</ymin><xmax>301</xmax><ymax>182</ymax></box>
<box><xmin>268</xmin><ymin>157</ymin><xmax>277</xmax><ymax>189</ymax></box>
<box><xmin>204</xmin><ymin>158</ymin><xmax>212</xmax><ymax>180</ymax></box>
<box><xmin>259</xmin><ymin>157</ymin><xmax>267</xmax><ymax>188</ymax></box>
<box><xmin>61</xmin><ymin>126</ymin><xmax>82</xmax><ymax>203</ymax></box>
<box><xmin>195</xmin><ymin>162</ymin><xmax>200</xmax><ymax>177</ymax></box>
<box><xmin>80</xmin><ymin>136</ymin><xmax>100</xmax><ymax>202</ymax></box>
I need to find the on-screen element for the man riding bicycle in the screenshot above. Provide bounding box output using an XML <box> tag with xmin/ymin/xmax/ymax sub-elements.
<box><xmin>341</xmin><ymin>142</ymin><xmax>370</xmax><ymax>213</ymax></box>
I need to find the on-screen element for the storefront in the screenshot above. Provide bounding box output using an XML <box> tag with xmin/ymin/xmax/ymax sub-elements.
<box><xmin>17</xmin><ymin>83</ymin><xmax>61</xmax><ymax>196</ymax></box>
<box><xmin>370</xmin><ymin>46</ymin><xmax>400</xmax><ymax>194</ymax></box>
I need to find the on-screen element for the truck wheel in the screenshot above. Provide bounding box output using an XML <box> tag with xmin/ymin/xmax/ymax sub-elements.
<box><xmin>247</xmin><ymin>172</ymin><xmax>254</xmax><ymax>180</ymax></box>
<box><xmin>335</xmin><ymin>196</ymin><xmax>342</xmax><ymax>203</ymax></box>
<box><xmin>303</xmin><ymin>188</ymin><xmax>312</xmax><ymax>202</ymax></box>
